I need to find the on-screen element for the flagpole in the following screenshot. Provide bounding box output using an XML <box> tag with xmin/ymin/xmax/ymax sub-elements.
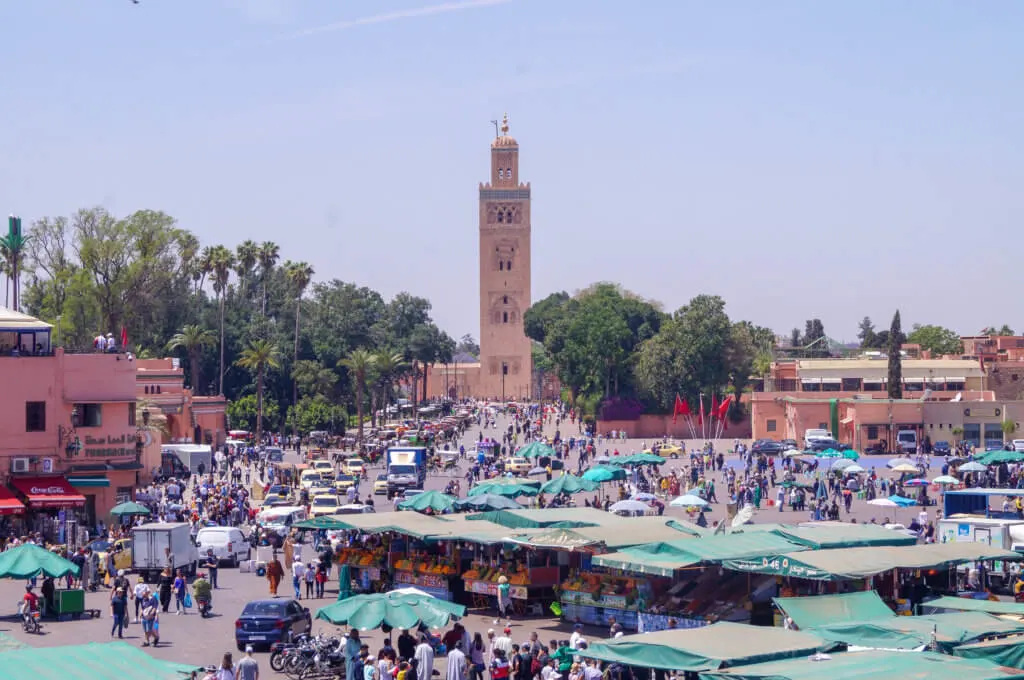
<box><xmin>700</xmin><ymin>393</ymin><xmax>706</xmax><ymax>441</ymax></box>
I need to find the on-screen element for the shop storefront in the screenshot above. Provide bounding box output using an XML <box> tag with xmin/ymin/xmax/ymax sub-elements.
<box><xmin>9</xmin><ymin>476</ymin><xmax>88</xmax><ymax>546</ymax></box>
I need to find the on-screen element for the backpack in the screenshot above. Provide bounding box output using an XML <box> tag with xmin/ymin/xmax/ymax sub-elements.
<box><xmin>530</xmin><ymin>657</ymin><xmax>542</xmax><ymax>676</ymax></box>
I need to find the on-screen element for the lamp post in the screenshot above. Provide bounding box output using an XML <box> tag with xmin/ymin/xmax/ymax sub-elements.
<box><xmin>59</xmin><ymin>407</ymin><xmax>81</xmax><ymax>457</ymax></box>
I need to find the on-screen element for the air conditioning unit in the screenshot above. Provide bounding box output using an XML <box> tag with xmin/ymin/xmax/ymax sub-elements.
<box><xmin>11</xmin><ymin>458</ymin><xmax>29</xmax><ymax>473</ymax></box>
<box><xmin>41</xmin><ymin>458</ymin><xmax>54</xmax><ymax>473</ymax></box>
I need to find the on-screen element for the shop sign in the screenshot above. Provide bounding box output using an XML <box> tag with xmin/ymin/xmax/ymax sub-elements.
<box><xmin>559</xmin><ymin>589</ymin><xmax>631</xmax><ymax>610</ymax></box>
<box><xmin>30</xmin><ymin>484</ymin><xmax>69</xmax><ymax>495</ymax></box>
<box><xmin>394</xmin><ymin>571</ymin><xmax>448</xmax><ymax>590</ymax></box>
<box><xmin>465</xmin><ymin>579</ymin><xmax>527</xmax><ymax>600</ymax></box>
<box><xmin>637</xmin><ymin>613</ymin><xmax>708</xmax><ymax>632</ymax></box>
<box><xmin>82</xmin><ymin>432</ymin><xmax>137</xmax><ymax>458</ymax></box>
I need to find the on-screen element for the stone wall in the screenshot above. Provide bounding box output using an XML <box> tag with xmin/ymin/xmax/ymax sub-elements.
<box><xmin>596</xmin><ymin>413</ymin><xmax>752</xmax><ymax>439</ymax></box>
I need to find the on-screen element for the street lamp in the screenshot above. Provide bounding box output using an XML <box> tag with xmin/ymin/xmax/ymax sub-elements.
<box><xmin>501</xmin><ymin>362</ymin><xmax>508</xmax><ymax>402</ymax></box>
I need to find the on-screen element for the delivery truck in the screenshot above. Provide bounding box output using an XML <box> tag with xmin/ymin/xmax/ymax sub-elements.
<box><xmin>386</xmin><ymin>446</ymin><xmax>427</xmax><ymax>498</ymax></box>
<box><xmin>132</xmin><ymin>522</ymin><xmax>200</xmax><ymax>582</ymax></box>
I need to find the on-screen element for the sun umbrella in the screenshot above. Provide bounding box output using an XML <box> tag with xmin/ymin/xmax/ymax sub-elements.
<box><xmin>527</xmin><ymin>467</ymin><xmax>547</xmax><ymax>477</ymax></box>
<box><xmin>932</xmin><ymin>475</ymin><xmax>960</xmax><ymax>485</ymax></box>
<box><xmin>453</xmin><ymin>494</ymin><xmax>523</xmax><ymax>511</ymax></box>
<box><xmin>517</xmin><ymin>441</ymin><xmax>556</xmax><ymax>459</ymax></box>
<box><xmin>891</xmin><ymin>463</ymin><xmax>920</xmax><ymax>473</ymax></box>
<box><xmin>784</xmin><ymin>450</ymin><xmax>810</xmax><ymax>458</ymax></box>
<box><xmin>608</xmin><ymin>500</ymin><xmax>650</xmax><ymax>513</ymax></box>
<box><xmin>294</xmin><ymin>516</ymin><xmax>354</xmax><ymax>531</ymax></box>
<box><xmin>0</xmin><ymin>544</ymin><xmax>79</xmax><ymax>580</ymax></box>
<box><xmin>468</xmin><ymin>482</ymin><xmax>538</xmax><ymax>498</ymax></box>
<box><xmin>841</xmin><ymin>450</ymin><xmax>860</xmax><ymax>460</ymax></box>
<box><xmin>817</xmin><ymin>449</ymin><xmax>841</xmax><ymax>458</ymax></box>
<box><xmin>318</xmin><ymin>590</ymin><xmax>466</xmax><ymax>631</ymax></box>
<box><xmin>888</xmin><ymin>495</ymin><xmax>917</xmax><ymax>507</ymax></box>
<box><xmin>337</xmin><ymin>564</ymin><xmax>352</xmax><ymax>601</ymax></box>
<box><xmin>540</xmin><ymin>473</ymin><xmax>599</xmax><ymax>496</ymax></box>
<box><xmin>903</xmin><ymin>478</ymin><xmax>929</xmax><ymax>487</ymax></box>
<box><xmin>582</xmin><ymin>465</ymin><xmax>628</xmax><ymax>483</ymax></box>
<box><xmin>397</xmin><ymin>490</ymin><xmax>456</xmax><ymax>513</ymax></box>
<box><xmin>887</xmin><ymin>458</ymin><xmax>914</xmax><ymax>469</ymax></box>
<box><xmin>843</xmin><ymin>464</ymin><xmax>866</xmax><ymax>474</ymax></box>
<box><xmin>670</xmin><ymin>494</ymin><xmax>708</xmax><ymax>507</ymax></box>
<box><xmin>831</xmin><ymin>459</ymin><xmax>856</xmax><ymax>470</ymax></box>
<box><xmin>868</xmin><ymin>498</ymin><xmax>899</xmax><ymax>508</ymax></box>
<box><xmin>594</xmin><ymin>456</ymin><xmax>612</xmax><ymax>465</ymax></box>
<box><xmin>958</xmin><ymin>461</ymin><xmax>987</xmax><ymax>473</ymax></box>
<box><xmin>631</xmin><ymin>492</ymin><xmax>658</xmax><ymax>502</ymax></box>
<box><xmin>109</xmin><ymin>501</ymin><xmax>151</xmax><ymax>517</ymax></box>
<box><xmin>619</xmin><ymin>453</ymin><xmax>666</xmax><ymax>466</ymax></box>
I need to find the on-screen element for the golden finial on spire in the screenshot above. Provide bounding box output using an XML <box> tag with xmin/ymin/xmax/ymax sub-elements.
<box><xmin>501</xmin><ymin>113</ymin><xmax>509</xmax><ymax>136</ymax></box>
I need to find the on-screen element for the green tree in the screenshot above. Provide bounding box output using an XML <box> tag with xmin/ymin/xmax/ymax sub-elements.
<box><xmin>234</xmin><ymin>240</ymin><xmax>258</xmax><ymax>299</ymax></box>
<box><xmin>456</xmin><ymin>334</ymin><xmax>480</xmax><ymax>358</ymax></box>
<box><xmin>0</xmin><ymin>218</ymin><xmax>30</xmax><ymax>311</ymax></box>
<box><xmin>287</xmin><ymin>396</ymin><xmax>346</xmax><ymax>435</ymax></box>
<box><xmin>371</xmin><ymin>349</ymin><xmax>407</xmax><ymax>424</ymax></box>
<box><xmin>285</xmin><ymin>260</ymin><xmax>315</xmax><ymax>435</ymax></box>
<box><xmin>257</xmin><ymin>241</ymin><xmax>279</xmax><ymax>315</ymax></box>
<box><xmin>292</xmin><ymin>359</ymin><xmax>338</xmax><ymax>399</ymax></box>
<box><xmin>209</xmin><ymin>245</ymin><xmax>235</xmax><ymax>395</ymax></box>
<box><xmin>887</xmin><ymin>310</ymin><xmax>903</xmax><ymax>399</ymax></box>
<box><xmin>982</xmin><ymin>325</ymin><xmax>1015</xmax><ymax>337</ymax></box>
<box><xmin>857</xmin><ymin>316</ymin><xmax>876</xmax><ymax>348</ymax></box>
<box><xmin>907</xmin><ymin>324</ymin><xmax>963</xmax><ymax>356</ymax></box>
<box><xmin>227</xmin><ymin>393</ymin><xmax>280</xmax><ymax>433</ymax></box>
<box><xmin>1001</xmin><ymin>419</ymin><xmax>1017</xmax><ymax>442</ymax></box>
<box><xmin>166</xmin><ymin>324</ymin><xmax>216</xmax><ymax>394</ymax></box>
<box><xmin>523</xmin><ymin>291</ymin><xmax>571</xmax><ymax>344</ymax></box>
<box><xmin>235</xmin><ymin>339</ymin><xmax>282</xmax><ymax>444</ymax></box>
<box><xmin>339</xmin><ymin>349</ymin><xmax>375</xmax><ymax>441</ymax></box>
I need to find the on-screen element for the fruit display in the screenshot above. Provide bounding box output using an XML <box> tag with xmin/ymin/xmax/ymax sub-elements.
<box><xmin>560</xmin><ymin>572</ymin><xmax>638</xmax><ymax>600</ymax></box>
<box><xmin>392</xmin><ymin>554</ymin><xmax>458</xmax><ymax>576</ymax></box>
<box><xmin>336</xmin><ymin>547</ymin><xmax>386</xmax><ymax>568</ymax></box>
<box><xmin>461</xmin><ymin>562</ymin><xmax>529</xmax><ymax>584</ymax></box>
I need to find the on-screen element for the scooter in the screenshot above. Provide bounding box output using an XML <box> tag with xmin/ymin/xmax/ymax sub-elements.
<box><xmin>196</xmin><ymin>596</ymin><xmax>212</xmax><ymax>618</ymax></box>
<box><xmin>17</xmin><ymin>602</ymin><xmax>41</xmax><ymax>634</ymax></box>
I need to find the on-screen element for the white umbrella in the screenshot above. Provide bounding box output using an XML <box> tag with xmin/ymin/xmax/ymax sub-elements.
<box><xmin>931</xmin><ymin>475</ymin><xmax>960</xmax><ymax>485</ymax></box>
<box><xmin>843</xmin><ymin>464</ymin><xmax>866</xmax><ymax>474</ymax></box>
<box><xmin>958</xmin><ymin>461</ymin><xmax>987</xmax><ymax>473</ymax></box>
<box><xmin>670</xmin><ymin>494</ymin><xmax>708</xmax><ymax>507</ymax></box>
<box><xmin>631</xmin><ymin>492</ymin><xmax>657</xmax><ymax>502</ymax></box>
<box><xmin>868</xmin><ymin>498</ymin><xmax>899</xmax><ymax>507</ymax></box>
<box><xmin>831</xmin><ymin>459</ymin><xmax>856</xmax><ymax>470</ymax></box>
<box><xmin>887</xmin><ymin>458</ymin><xmax>914</xmax><ymax>469</ymax></box>
<box><xmin>891</xmin><ymin>463</ymin><xmax>920</xmax><ymax>473</ymax></box>
<box><xmin>609</xmin><ymin>500</ymin><xmax>650</xmax><ymax>513</ymax></box>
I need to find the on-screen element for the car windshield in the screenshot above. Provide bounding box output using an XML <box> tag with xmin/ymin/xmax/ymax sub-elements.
<box><xmin>336</xmin><ymin>474</ymin><xmax>353</xmax><ymax>482</ymax></box>
<box><xmin>313</xmin><ymin>498</ymin><xmax>337</xmax><ymax>506</ymax></box>
<box><xmin>390</xmin><ymin>465</ymin><xmax>416</xmax><ymax>475</ymax></box>
<box><xmin>243</xmin><ymin>602</ymin><xmax>286</xmax><ymax>617</ymax></box>
<box><xmin>88</xmin><ymin>540</ymin><xmax>112</xmax><ymax>552</ymax></box>
<box><xmin>376</xmin><ymin>474</ymin><xmax>387</xmax><ymax>481</ymax></box>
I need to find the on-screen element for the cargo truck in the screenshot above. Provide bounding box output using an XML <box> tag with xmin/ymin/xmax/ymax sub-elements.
<box><xmin>387</xmin><ymin>446</ymin><xmax>427</xmax><ymax>498</ymax></box>
<box><xmin>132</xmin><ymin>522</ymin><xmax>200</xmax><ymax>582</ymax></box>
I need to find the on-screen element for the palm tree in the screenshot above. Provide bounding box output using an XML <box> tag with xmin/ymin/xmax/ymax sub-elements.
<box><xmin>339</xmin><ymin>349</ymin><xmax>375</xmax><ymax>442</ymax></box>
<box><xmin>235</xmin><ymin>339</ymin><xmax>282</xmax><ymax>445</ymax></box>
<box><xmin>285</xmin><ymin>261</ymin><xmax>315</xmax><ymax>435</ymax></box>
<box><xmin>210</xmin><ymin>245</ymin><xmax>235</xmax><ymax>395</ymax></box>
<box><xmin>0</xmin><ymin>225</ymin><xmax>30</xmax><ymax>311</ymax></box>
<box><xmin>372</xmin><ymin>349</ymin><xmax>407</xmax><ymax>425</ymax></box>
<box><xmin>166</xmin><ymin>325</ymin><xmax>216</xmax><ymax>395</ymax></box>
<box><xmin>235</xmin><ymin>240</ymin><xmax>258</xmax><ymax>299</ymax></box>
<box><xmin>257</xmin><ymin>241</ymin><xmax>280</xmax><ymax>315</ymax></box>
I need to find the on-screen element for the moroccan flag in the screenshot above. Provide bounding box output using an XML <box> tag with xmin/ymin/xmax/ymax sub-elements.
<box><xmin>672</xmin><ymin>394</ymin><xmax>690</xmax><ymax>423</ymax></box>
<box><xmin>121</xmin><ymin>326</ymin><xmax>128</xmax><ymax>349</ymax></box>
<box><xmin>717</xmin><ymin>395</ymin><xmax>733</xmax><ymax>419</ymax></box>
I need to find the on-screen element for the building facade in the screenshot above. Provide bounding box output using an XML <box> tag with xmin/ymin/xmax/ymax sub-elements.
<box><xmin>427</xmin><ymin>114</ymin><xmax>533</xmax><ymax>400</ymax></box>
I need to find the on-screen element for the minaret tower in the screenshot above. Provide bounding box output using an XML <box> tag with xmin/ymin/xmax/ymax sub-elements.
<box><xmin>478</xmin><ymin>114</ymin><xmax>533</xmax><ymax>399</ymax></box>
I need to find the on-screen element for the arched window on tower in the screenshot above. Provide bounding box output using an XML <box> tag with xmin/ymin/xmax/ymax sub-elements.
<box><xmin>498</xmin><ymin>168</ymin><xmax>504</xmax><ymax>179</ymax></box>
<box><xmin>506</xmin><ymin>168</ymin><xmax>512</xmax><ymax>180</ymax></box>
<box><xmin>505</xmin><ymin>210</ymin><xmax>513</xmax><ymax>223</ymax></box>
<box><xmin>503</xmin><ymin>311</ymin><xmax>509</xmax><ymax>323</ymax></box>
<box><xmin>506</xmin><ymin>260</ymin><xmax>512</xmax><ymax>271</ymax></box>
<box><xmin>503</xmin><ymin>295</ymin><xmax>508</xmax><ymax>304</ymax></box>
<box><xmin>497</xmin><ymin>211</ymin><xmax>504</xmax><ymax>224</ymax></box>
<box><xmin>499</xmin><ymin>261</ymin><xmax>504</xmax><ymax>271</ymax></box>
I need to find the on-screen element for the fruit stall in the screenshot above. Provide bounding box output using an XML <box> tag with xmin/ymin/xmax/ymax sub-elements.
<box><xmin>461</xmin><ymin>561</ymin><xmax>559</xmax><ymax>612</ymax></box>
<box><xmin>391</xmin><ymin>553</ymin><xmax>459</xmax><ymax>600</ymax></box>
<box><xmin>334</xmin><ymin>546</ymin><xmax>388</xmax><ymax>593</ymax></box>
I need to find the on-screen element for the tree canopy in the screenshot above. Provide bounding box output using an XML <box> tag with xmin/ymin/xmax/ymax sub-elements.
<box><xmin>907</xmin><ymin>324</ymin><xmax>963</xmax><ymax>356</ymax></box>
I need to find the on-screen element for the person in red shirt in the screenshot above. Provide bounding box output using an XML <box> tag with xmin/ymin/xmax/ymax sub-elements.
<box><xmin>22</xmin><ymin>585</ymin><xmax>39</xmax><ymax>613</ymax></box>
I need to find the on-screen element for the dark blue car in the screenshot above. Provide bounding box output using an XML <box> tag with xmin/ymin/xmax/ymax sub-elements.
<box><xmin>933</xmin><ymin>441</ymin><xmax>951</xmax><ymax>455</ymax></box>
<box><xmin>235</xmin><ymin>599</ymin><xmax>311</xmax><ymax>651</ymax></box>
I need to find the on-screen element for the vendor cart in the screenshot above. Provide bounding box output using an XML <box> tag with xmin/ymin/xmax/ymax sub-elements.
<box><xmin>54</xmin><ymin>589</ymin><xmax>100</xmax><ymax>620</ymax></box>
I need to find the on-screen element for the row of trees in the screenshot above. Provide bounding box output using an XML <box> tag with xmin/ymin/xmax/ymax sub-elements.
<box><xmin>12</xmin><ymin>207</ymin><xmax>457</xmax><ymax>439</ymax></box>
<box><xmin>524</xmin><ymin>283</ymin><xmax>774</xmax><ymax>420</ymax></box>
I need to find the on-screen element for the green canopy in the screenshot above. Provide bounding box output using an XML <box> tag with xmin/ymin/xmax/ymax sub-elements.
<box><xmin>508</xmin><ymin>528</ymin><xmax>600</xmax><ymax>550</ymax></box>
<box><xmin>337</xmin><ymin>564</ymin><xmax>352</xmax><ymax>601</ymax></box>
<box><xmin>517</xmin><ymin>441</ymin><xmax>556</xmax><ymax>459</ymax></box>
<box><xmin>293</xmin><ymin>516</ymin><xmax>356</xmax><ymax>530</ymax></box>
<box><xmin>774</xmin><ymin>592</ymin><xmax>895</xmax><ymax>630</ymax></box>
<box><xmin>540</xmin><ymin>473</ymin><xmax>599</xmax><ymax>496</ymax></box>
<box><xmin>808</xmin><ymin>612</ymin><xmax>1024</xmax><ymax>651</ymax></box>
<box><xmin>582</xmin><ymin>465</ymin><xmax>628</xmax><ymax>483</ymax></box>
<box><xmin>0</xmin><ymin>641</ymin><xmax>197</xmax><ymax>680</ymax></box>
<box><xmin>109</xmin><ymin>501</ymin><xmax>151</xmax><ymax>517</ymax></box>
<box><xmin>594</xmin><ymin>533</ymin><xmax>805</xmax><ymax>576</ymax></box>
<box><xmin>397</xmin><ymin>490</ymin><xmax>456</xmax><ymax>513</ymax></box>
<box><xmin>700</xmin><ymin>650</ymin><xmax>1017</xmax><ymax>680</ymax></box>
<box><xmin>583</xmin><ymin>622</ymin><xmax>832</xmax><ymax>672</ymax></box>
<box><xmin>468</xmin><ymin>482</ymin><xmax>538</xmax><ymax>498</ymax></box>
<box><xmin>817</xmin><ymin>449</ymin><xmax>842</xmax><ymax>458</ymax></box>
<box><xmin>842</xmin><ymin>450</ymin><xmax>860</xmax><ymax>460</ymax></box>
<box><xmin>618</xmin><ymin>453</ymin><xmax>666</xmax><ymax>466</ymax></box>
<box><xmin>975</xmin><ymin>450</ymin><xmax>1024</xmax><ymax>466</ymax></box>
<box><xmin>955</xmin><ymin>636</ymin><xmax>1024</xmax><ymax>670</ymax></box>
<box><xmin>454</xmin><ymin>495</ymin><xmax>524</xmax><ymax>512</ymax></box>
<box><xmin>316</xmin><ymin>589</ymin><xmax>466</xmax><ymax>631</ymax></box>
<box><xmin>778</xmin><ymin>480</ymin><xmax>814</xmax><ymax>489</ymax></box>
<box><xmin>926</xmin><ymin>596</ymin><xmax>1024</xmax><ymax>616</ymax></box>
<box><xmin>772</xmin><ymin>525</ymin><xmax>917</xmax><ymax>550</ymax></box>
<box><xmin>0</xmin><ymin>544</ymin><xmax>79</xmax><ymax>580</ymax></box>
<box><xmin>465</xmin><ymin>508</ymin><xmax>606</xmax><ymax>529</ymax></box>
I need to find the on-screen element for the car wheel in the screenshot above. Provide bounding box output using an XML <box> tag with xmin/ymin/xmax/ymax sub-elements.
<box><xmin>671</xmin><ymin>453</ymin><xmax>678</xmax><ymax>459</ymax></box>
<box><xmin>237</xmin><ymin>642</ymin><xmax>246</xmax><ymax>652</ymax></box>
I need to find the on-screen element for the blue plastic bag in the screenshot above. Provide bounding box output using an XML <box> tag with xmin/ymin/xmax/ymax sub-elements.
<box><xmin>184</xmin><ymin>591</ymin><xmax>193</xmax><ymax>608</ymax></box>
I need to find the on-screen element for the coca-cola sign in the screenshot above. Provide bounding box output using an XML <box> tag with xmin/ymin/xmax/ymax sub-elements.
<box><xmin>30</xmin><ymin>486</ymin><xmax>66</xmax><ymax>495</ymax></box>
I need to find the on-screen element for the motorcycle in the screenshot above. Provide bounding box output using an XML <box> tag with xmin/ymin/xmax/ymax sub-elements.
<box><xmin>17</xmin><ymin>602</ymin><xmax>41</xmax><ymax>634</ymax></box>
<box><xmin>197</xmin><ymin>596</ymin><xmax>212</xmax><ymax>618</ymax></box>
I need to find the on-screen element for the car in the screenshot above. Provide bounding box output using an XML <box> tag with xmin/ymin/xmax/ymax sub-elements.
<box><xmin>88</xmin><ymin>538</ymin><xmax>133</xmax><ymax>576</ymax></box>
<box><xmin>299</xmin><ymin>470</ymin><xmax>323</xmax><ymax>489</ymax></box>
<box><xmin>263</xmin><ymin>447</ymin><xmax>285</xmax><ymax>463</ymax></box>
<box><xmin>335</xmin><ymin>503</ymin><xmax>375</xmax><ymax>515</ymax></box>
<box><xmin>335</xmin><ymin>474</ymin><xmax>356</xmax><ymax>492</ymax></box>
<box><xmin>310</xmin><ymin>494</ymin><xmax>341</xmax><ymax>517</ymax></box>
<box><xmin>781</xmin><ymin>439</ymin><xmax>799</xmax><ymax>451</ymax></box>
<box><xmin>506</xmin><ymin>457</ymin><xmax>531</xmax><ymax>475</ymax></box>
<box><xmin>933</xmin><ymin>441</ymin><xmax>952</xmax><ymax>455</ymax></box>
<box><xmin>261</xmin><ymin>493</ymin><xmax>290</xmax><ymax>507</ymax></box>
<box><xmin>803</xmin><ymin>429</ymin><xmax>831</xmax><ymax>449</ymax></box>
<box><xmin>373</xmin><ymin>473</ymin><xmax>389</xmax><ymax>495</ymax></box>
<box><xmin>266</xmin><ymin>484</ymin><xmax>291</xmax><ymax>497</ymax></box>
<box><xmin>807</xmin><ymin>438</ymin><xmax>840</xmax><ymax>453</ymax></box>
<box><xmin>654</xmin><ymin>444</ymin><xmax>683</xmax><ymax>458</ymax></box>
<box><xmin>312</xmin><ymin>460</ymin><xmax>335</xmax><ymax>480</ymax></box>
<box><xmin>235</xmin><ymin>599</ymin><xmax>312</xmax><ymax>651</ymax></box>
<box><xmin>195</xmin><ymin>526</ymin><xmax>250</xmax><ymax>567</ymax></box>
<box><xmin>751</xmin><ymin>439</ymin><xmax>785</xmax><ymax>455</ymax></box>
<box><xmin>342</xmin><ymin>458</ymin><xmax>366</xmax><ymax>477</ymax></box>
<box><xmin>1013</xmin><ymin>440</ymin><xmax>1024</xmax><ymax>453</ymax></box>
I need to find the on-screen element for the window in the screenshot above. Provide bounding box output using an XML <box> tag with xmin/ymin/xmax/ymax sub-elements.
<box><xmin>506</xmin><ymin>167</ymin><xmax>511</xmax><ymax>178</ymax></box>
<box><xmin>503</xmin><ymin>295</ymin><xmax>508</xmax><ymax>304</ymax></box>
<box><xmin>75</xmin><ymin>403</ymin><xmax>102</xmax><ymax>428</ymax></box>
<box><xmin>499</xmin><ymin>261</ymin><xmax>504</xmax><ymax>271</ymax></box>
<box><xmin>25</xmin><ymin>402</ymin><xmax>45</xmax><ymax>432</ymax></box>
<box><xmin>498</xmin><ymin>169</ymin><xmax>504</xmax><ymax>179</ymax></box>
<box><xmin>156</xmin><ymin>385</ymin><xmax>161</xmax><ymax>394</ymax></box>
<box><xmin>502</xmin><ymin>312</ymin><xmax>508</xmax><ymax>323</ymax></box>
<box><xmin>506</xmin><ymin>260</ymin><xmax>512</xmax><ymax>271</ymax></box>
<box><xmin>867</xmin><ymin>425</ymin><xmax>879</xmax><ymax>440</ymax></box>
<box><xmin>819</xmin><ymin>423</ymin><xmax>827</xmax><ymax>430</ymax></box>
<box><xmin>144</xmin><ymin>386</ymin><xmax>149</xmax><ymax>394</ymax></box>
<box><xmin>841</xmin><ymin>378</ymin><xmax>861</xmax><ymax>391</ymax></box>
<box><xmin>766</xmin><ymin>419</ymin><xmax>777</xmax><ymax>432</ymax></box>
<box><xmin>497</xmin><ymin>212</ymin><xmax>504</xmax><ymax>223</ymax></box>
<box><xmin>128</xmin><ymin>402</ymin><xmax>136</xmax><ymax>427</ymax></box>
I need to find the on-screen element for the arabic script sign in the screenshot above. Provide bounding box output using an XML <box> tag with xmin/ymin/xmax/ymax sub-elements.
<box><xmin>30</xmin><ymin>485</ymin><xmax>67</xmax><ymax>495</ymax></box>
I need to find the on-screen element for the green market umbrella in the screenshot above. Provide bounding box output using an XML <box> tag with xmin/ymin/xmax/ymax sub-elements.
<box><xmin>0</xmin><ymin>544</ymin><xmax>79</xmax><ymax>580</ymax></box>
<box><xmin>582</xmin><ymin>465</ymin><xmax>628</xmax><ymax>483</ymax></box>
<box><xmin>518</xmin><ymin>441</ymin><xmax>556</xmax><ymax>459</ymax></box>
<box><xmin>453</xmin><ymin>494</ymin><xmax>523</xmax><ymax>511</ymax></box>
<box><xmin>397</xmin><ymin>490</ymin><xmax>456</xmax><ymax>513</ymax></box>
<box><xmin>540</xmin><ymin>473</ymin><xmax>599</xmax><ymax>496</ymax></box>
<box><xmin>842</xmin><ymin>450</ymin><xmax>860</xmax><ymax>460</ymax></box>
<box><xmin>294</xmin><ymin>516</ymin><xmax>354</xmax><ymax>531</ymax></box>
<box><xmin>337</xmin><ymin>564</ymin><xmax>352</xmax><ymax>601</ymax></box>
<box><xmin>318</xmin><ymin>589</ymin><xmax>466</xmax><ymax>631</ymax></box>
<box><xmin>817</xmin><ymin>449</ymin><xmax>841</xmax><ymax>458</ymax></box>
<box><xmin>109</xmin><ymin>501</ymin><xmax>151</xmax><ymax>517</ymax></box>
<box><xmin>468</xmin><ymin>482</ymin><xmax>539</xmax><ymax>498</ymax></box>
<box><xmin>618</xmin><ymin>453</ymin><xmax>666</xmax><ymax>466</ymax></box>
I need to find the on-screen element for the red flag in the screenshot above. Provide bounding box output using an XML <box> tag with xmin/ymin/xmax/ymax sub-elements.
<box><xmin>120</xmin><ymin>326</ymin><xmax>128</xmax><ymax>349</ymax></box>
<box><xmin>672</xmin><ymin>394</ymin><xmax>690</xmax><ymax>423</ymax></box>
<box><xmin>717</xmin><ymin>395</ymin><xmax>733</xmax><ymax>419</ymax></box>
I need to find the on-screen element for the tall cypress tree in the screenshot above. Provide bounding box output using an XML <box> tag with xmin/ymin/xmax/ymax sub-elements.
<box><xmin>887</xmin><ymin>310</ymin><xmax>903</xmax><ymax>399</ymax></box>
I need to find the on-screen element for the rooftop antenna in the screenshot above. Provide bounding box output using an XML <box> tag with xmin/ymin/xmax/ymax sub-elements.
<box><xmin>490</xmin><ymin>119</ymin><xmax>500</xmax><ymax>138</ymax></box>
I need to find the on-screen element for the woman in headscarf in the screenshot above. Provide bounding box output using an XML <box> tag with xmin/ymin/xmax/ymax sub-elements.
<box><xmin>266</xmin><ymin>552</ymin><xmax>284</xmax><ymax>596</ymax></box>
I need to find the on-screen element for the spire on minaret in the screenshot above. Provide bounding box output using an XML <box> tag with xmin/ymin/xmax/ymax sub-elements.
<box><xmin>501</xmin><ymin>113</ymin><xmax>509</xmax><ymax>136</ymax></box>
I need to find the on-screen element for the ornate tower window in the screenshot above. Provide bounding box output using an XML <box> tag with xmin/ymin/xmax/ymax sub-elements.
<box><xmin>503</xmin><ymin>311</ymin><xmax>509</xmax><ymax>323</ymax></box>
<box><xmin>499</xmin><ymin>261</ymin><xmax>504</xmax><ymax>271</ymax></box>
<box><xmin>503</xmin><ymin>295</ymin><xmax>508</xmax><ymax>304</ymax></box>
<box><xmin>498</xmin><ymin>169</ymin><xmax>504</xmax><ymax>179</ymax></box>
<box><xmin>506</xmin><ymin>260</ymin><xmax>512</xmax><ymax>271</ymax></box>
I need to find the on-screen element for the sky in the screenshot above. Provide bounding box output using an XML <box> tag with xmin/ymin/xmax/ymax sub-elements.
<box><xmin>1</xmin><ymin>1</ymin><xmax>1021</xmax><ymax>344</ymax></box>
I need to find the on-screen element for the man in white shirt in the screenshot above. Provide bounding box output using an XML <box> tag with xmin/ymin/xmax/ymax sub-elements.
<box><xmin>569</xmin><ymin>624</ymin><xmax>584</xmax><ymax>650</ymax></box>
<box><xmin>292</xmin><ymin>561</ymin><xmax>306</xmax><ymax>600</ymax></box>
<box><xmin>492</xmin><ymin>627</ymin><xmax>513</xmax><ymax>657</ymax></box>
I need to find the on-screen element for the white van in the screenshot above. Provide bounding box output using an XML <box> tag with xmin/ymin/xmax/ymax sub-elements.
<box><xmin>257</xmin><ymin>505</ymin><xmax>307</xmax><ymax>535</ymax></box>
<box><xmin>896</xmin><ymin>429</ymin><xmax>918</xmax><ymax>453</ymax></box>
<box><xmin>195</xmin><ymin>526</ymin><xmax>250</xmax><ymax>567</ymax></box>
<box><xmin>803</xmin><ymin>429</ymin><xmax>832</xmax><ymax>449</ymax></box>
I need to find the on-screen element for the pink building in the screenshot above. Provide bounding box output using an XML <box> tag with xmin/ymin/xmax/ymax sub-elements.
<box><xmin>0</xmin><ymin>308</ymin><xmax>140</xmax><ymax>535</ymax></box>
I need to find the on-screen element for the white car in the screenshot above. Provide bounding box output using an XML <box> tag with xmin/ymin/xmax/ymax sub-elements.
<box><xmin>194</xmin><ymin>526</ymin><xmax>250</xmax><ymax>567</ymax></box>
<box><xmin>1012</xmin><ymin>439</ymin><xmax>1024</xmax><ymax>452</ymax></box>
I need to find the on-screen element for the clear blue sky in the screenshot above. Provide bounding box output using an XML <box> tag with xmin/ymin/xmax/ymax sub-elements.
<box><xmin>2</xmin><ymin>1</ymin><xmax>1021</xmax><ymax>343</ymax></box>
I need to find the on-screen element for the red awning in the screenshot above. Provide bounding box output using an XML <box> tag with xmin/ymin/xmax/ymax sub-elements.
<box><xmin>10</xmin><ymin>476</ymin><xmax>87</xmax><ymax>508</ymax></box>
<box><xmin>0</xmin><ymin>486</ymin><xmax>25</xmax><ymax>515</ymax></box>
